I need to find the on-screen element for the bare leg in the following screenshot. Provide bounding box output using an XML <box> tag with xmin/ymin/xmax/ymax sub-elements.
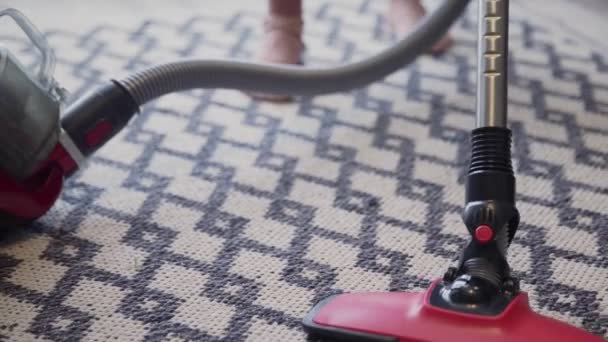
<box><xmin>251</xmin><ymin>0</ymin><xmax>304</xmax><ymax>102</ymax></box>
<box><xmin>386</xmin><ymin>0</ymin><xmax>452</xmax><ymax>54</ymax></box>
<box><xmin>269</xmin><ymin>0</ymin><xmax>302</xmax><ymax>17</ymax></box>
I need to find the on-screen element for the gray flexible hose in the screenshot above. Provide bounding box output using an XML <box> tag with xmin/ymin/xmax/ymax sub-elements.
<box><xmin>120</xmin><ymin>0</ymin><xmax>470</xmax><ymax>106</ymax></box>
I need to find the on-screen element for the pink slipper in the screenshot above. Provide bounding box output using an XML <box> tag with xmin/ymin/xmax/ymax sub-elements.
<box><xmin>386</xmin><ymin>0</ymin><xmax>452</xmax><ymax>54</ymax></box>
<box><xmin>249</xmin><ymin>15</ymin><xmax>304</xmax><ymax>102</ymax></box>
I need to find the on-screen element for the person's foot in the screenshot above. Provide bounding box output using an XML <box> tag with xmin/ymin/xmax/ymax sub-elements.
<box><xmin>386</xmin><ymin>0</ymin><xmax>452</xmax><ymax>54</ymax></box>
<box><xmin>250</xmin><ymin>15</ymin><xmax>304</xmax><ymax>102</ymax></box>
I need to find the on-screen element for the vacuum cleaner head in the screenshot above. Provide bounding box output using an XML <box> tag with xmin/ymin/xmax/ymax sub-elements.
<box><xmin>303</xmin><ymin>280</ymin><xmax>604</xmax><ymax>342</ymax></box>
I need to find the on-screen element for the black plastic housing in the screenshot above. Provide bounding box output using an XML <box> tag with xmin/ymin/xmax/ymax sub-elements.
<box><xmin>61</xmin><ymin>81</ymin><xmax>139</xmax><ymax>157</ymax></box>
<box><xmin>463</xmin><ymin>127</ymin><xmax>519</xmax><ymax>243</ymax></box>
<box><xmin>431</xmin><ymin>127</ymin><xmax>520</xmax><ymax>316</ymax></box>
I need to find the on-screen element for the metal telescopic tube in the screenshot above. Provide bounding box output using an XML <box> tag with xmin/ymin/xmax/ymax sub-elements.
<box><xmin>476</xmin><ymin>0</ymin><xmax>509</xmax><ymax>128</ymax></box>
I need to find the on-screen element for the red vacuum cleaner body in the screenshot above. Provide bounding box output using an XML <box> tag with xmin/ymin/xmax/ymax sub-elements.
<box><xmin>0</xmin><ymin>143</ymin><xmax>76</xmax><ymax>225</ymax></box>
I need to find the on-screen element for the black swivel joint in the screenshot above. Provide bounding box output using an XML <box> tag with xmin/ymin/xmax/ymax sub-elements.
<box><xmin>431</xmin><ymin>127</ymin><xmax>521</xmax><ymax>316</ymax></box>
<box><xmin>463</xmin><ymin>127</ymin><xmax>519</xmax><ymax>245</ymax></box>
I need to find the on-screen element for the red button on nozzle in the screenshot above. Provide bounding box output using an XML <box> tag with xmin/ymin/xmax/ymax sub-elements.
<box><xmin>474</xmin><ymin>225</ymin><xmax>493</xmax><ymax>243</ymax></box>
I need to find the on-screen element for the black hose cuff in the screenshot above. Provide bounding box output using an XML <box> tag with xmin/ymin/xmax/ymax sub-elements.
<box><xmin>60</xmin><ymin>81</ymin><xmax>139</xmax><ymax>157</ymax></box>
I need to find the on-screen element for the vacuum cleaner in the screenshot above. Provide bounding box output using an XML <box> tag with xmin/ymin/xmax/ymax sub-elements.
<box><xmin>0</xmin><ymin>2</ymin><xmax>603</xmax><ymax>341</ymax></box>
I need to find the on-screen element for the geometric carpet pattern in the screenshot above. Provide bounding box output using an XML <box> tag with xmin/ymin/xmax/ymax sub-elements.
<box><xmin>0</xmin><ymin>0</ymin><xmax>606</xmax><ymax>340</ymax></box>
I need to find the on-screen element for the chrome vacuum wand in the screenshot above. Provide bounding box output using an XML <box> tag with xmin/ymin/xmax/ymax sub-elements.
<box><xmin>476</xmin><ymin>0</ymin><xmax>509</xmax><ymax>128</ymax></box>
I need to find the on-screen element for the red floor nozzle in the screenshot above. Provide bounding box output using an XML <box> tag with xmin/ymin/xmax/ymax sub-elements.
<box><xmin>303</xmin><ymin>280</ymin><xmax>604</xmax><ymax>342</ymax></box>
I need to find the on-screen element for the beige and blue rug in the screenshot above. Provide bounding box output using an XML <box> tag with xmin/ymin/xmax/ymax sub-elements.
<box><xmin>1</xmin><ymin>0</ymin><xmax>607</xmax><ymax>340</ymax></box>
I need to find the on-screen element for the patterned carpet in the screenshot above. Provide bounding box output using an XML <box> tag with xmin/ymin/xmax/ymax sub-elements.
<box><xmin>1</xmin><ymin>0</ymin><xmax>607</xmax><ymax>341</ymax></box>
